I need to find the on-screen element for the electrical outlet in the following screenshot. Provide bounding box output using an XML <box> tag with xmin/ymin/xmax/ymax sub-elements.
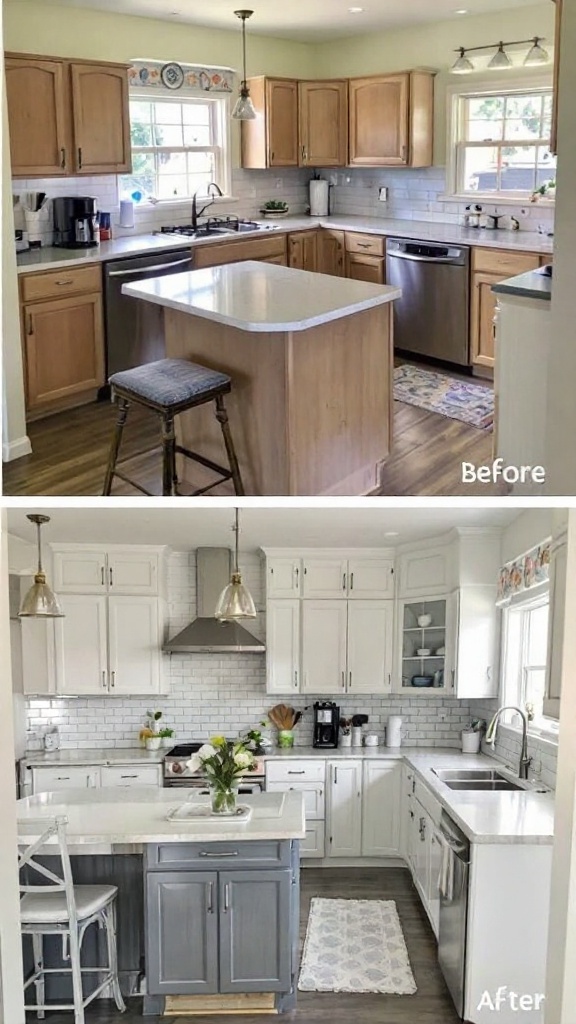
<box><xmin>275</xmin><ymin>178</ymin><xmax>283</xmax><ymax>189</ymax></box>
<box><xmin>438</xmin><ymin>711</ymin><xmax>448</xmax><ymax>722</ymax></box>
<box><xmin>378</xmin><ymin>186</ymin><xmax>388</xmax><ymax>202</ymax></box>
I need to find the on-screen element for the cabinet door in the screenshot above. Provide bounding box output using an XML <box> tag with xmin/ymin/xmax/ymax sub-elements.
<box><xmin>544</xmin><ymin>538</ymin><xmax>567</xmax><ymax>719</ymax></box>
<box><xmin>219</xmin><ymin>870</ymin><xmax>292</xmax><ymax>992</ymax></box>
<box><xmin>5</xmin><ymin>57</ymin><xmax>70</xmax><ymax>177</ymax></box>
<box><xmin>54</xmin><ymin>594</ymin><xmax>108</xmax><ymax>695</ymax></box>
<box><xmin>31</xmin><ymin>766</ymin><xmax>100</xmax><ymax>794</ymax></box>
<box><xmin>266</xmin><ymin>780</ymin><xmax>325</xmax><ymax>820</ymax></box>
<box><xmin>100</xmin><ymin>765</ymin><xmax>161</xmax><ymax>787</ymax></box>
<box><xmin>70</xmin><ymin>63</ymin><xmax>131</xmax><ymax>173</ymax></box>
<box><xmin>347</xmin><ymin>558</ymin><xmax>394</xmax><ymax>598</ymax></box>
<box><xmin>347</xmin><ymin>601</ymin><xmax>393</xmax><ymax>694</ymax></box>
<box><xmin>470</xmin><ymin>272</ymin><xmax>501</xmax><ymax>371</ymax></box>
<box><xmin>267</xmin><ymin>558</ymin><xmax>301</xmax><ymax>598</ymax></box>
<box><xmin>301</xmin><ymin>822</ymin><xmax>325</xmax><ymax>859</ymax></box>
<box><xmin>346</xmin><ymin>253</ymin><xmax>385</xmax><ymax>284</ymax></box>
<box><xmin>53</xmin><ymin>550</ymin><xmax>107</xmax><ymax>593</ymax></box>
<box><xmin>302</xmin><ymin>558</ymin><xmax>348</xmax><ymax>598</ymax></box>
<box><xmin>107</xmin><ymin>551</ymin><xmax>159</xmax><ymax>595</ymax></box>
<box><xmin>317</xmin><ymin>229</ymin><xmax>345</xmax><ymax>277</ymax></box>
<box><xmin>398</xmin><ymin>545</ymin><xmax>452</xmax><ymax>598</ymax></box>
<box><xmin>267</xmin><ymin>79</ymin><xmax>299</xmax><ymax>167</ymax></box>
<box><xmin>288</xmin><ymin>231</ymin><xmax>318</xmax><ymax>272</ymax></box>
<box><xmin>454</xmin><ymin>586</ymin><xmax>498</xmax><ymax>699</ymax></box>
<box><xmin>349</xmin><ymin>75</ymin><xmax>409</xmax><ymax>166</ymax></box>
<box><xmin>361</xmin><ymin>762</ymin><xmax>400</xmax><ymax>856</ymax></box>
<box><xmin>108</xmin><ymin>596</ymin><xmax>161</xmax><ymax>695</ymax></box>
<box><xmin>23</xmin><ymin>293</ymin><xmax>104</xmax><ymax>411</ymax></box>
<box><xmin>266</xmin><ymin>601</ymin><xmax>300</xmax><ymax>695</ymax></box>
<box><xmin>414</xmin><ymin>807</ymin><xmax>430</xmax><ymax>902</ymax></box>
<box><xmin>327</xmin><ymin>760</ymin><xmax>362</xmax><ymax>857</ymax></box>
<box><xmin>299</xmin><ymin>81</ymin><xmax>348</xmax><ymax>167</ymax></box>
<box><xmin>146</xmin><ymin>871</ymin><xmax>218</xmax><ymax>995</ymax></box>
<box><xmin>301</xmin><ymin>601</ymin><xmax>347</xmax><ymax>693</ymax></box>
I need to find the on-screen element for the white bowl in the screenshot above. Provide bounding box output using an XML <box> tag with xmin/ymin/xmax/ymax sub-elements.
<box><xmin>417</xmin><ymin>614</ymin><xmax>433</xmax><ymax>628</ymax></box>
<box><xmin>417</xmin><ymin>648</ymin><xmax>431</xmax><ymax>657</ymax></box>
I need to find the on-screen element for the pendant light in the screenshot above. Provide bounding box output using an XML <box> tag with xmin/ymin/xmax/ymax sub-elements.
<box><xmin>232</xmin><ymin>10</ymin><xmax>257</xmax><ymax>121</ymax></box>
<box><xmin>215</xmin><ymin>508</ymin><xmax>256</xmax><ymax>620</ymax></box>
<box><xmin>524</xmin><ymin>37</ymin><xmax>550</xmax><ymax>66</ymax></box>
<box><xmin>488</xmin><ymin>41</ymin><xmax>513</xmax><ymax>70</ymax></box>
<box><xmin>19</xmin><ymin>515</ymin><xmax>64</xmax><ymax>618</ymax></box>
<box><xmin>451</xmin><ymin>47</ymin><xmax>475</xmax><ymax>74</ymax></box>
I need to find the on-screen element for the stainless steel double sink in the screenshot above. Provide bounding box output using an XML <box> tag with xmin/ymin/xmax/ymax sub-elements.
<box><xmin>433</xmin><ymin>768</ymin><xmax>525</xmax><ymax>791</ymax></box>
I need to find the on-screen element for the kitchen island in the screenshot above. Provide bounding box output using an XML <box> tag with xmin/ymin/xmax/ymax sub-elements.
<box><xmin>123</xmin><ymin>260</ymin><xmax>401</xmax><ymax>496</ymax></box>
<box><xmin>17</xmin><ymin>789</ymin><xmax>305</xmax><ymax>1015</ymax></box>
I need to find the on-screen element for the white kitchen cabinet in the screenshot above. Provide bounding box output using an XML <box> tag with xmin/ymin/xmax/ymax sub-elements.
<box><xmin>347</xmin><ymin>558</ymin><xmax>394</xmax><ymax>599</ymax></box>
<box><xmin>52</xmin><ymin>545</ymin><xmax>160</xmax><ymax>595</ymax></box>
<box><xmin>301</xmin><ymin>555</ymin><xmax>393</xmax><ymax>599</ymax></box>
<box><xmin>266</xmin><ymin>780</ymin><xmax>325</xmax><ymax>820</ymax></box>
<box><xmin>54</xmin><ymin>594</ymin><xmax>108</xmax><ymax>695</ymax></box>
<box><xmin>21</xmin><ymin>617</ymin><xmax>57</xmax><ymax>695</ymax></box>
<box><xmin>543</xmin><ymin>533</ymin><xmax>567</xmax><ymax>720</ymax></box>
<box><xmin>302</xmin><ymin>601</ymin><xmax>347</xmax><ymax>694</ymax></box>
<box><xmin>31</xmin><ymin>765</ymin><xmax>100</xmax><ymax>793</ymax></box>
<box><xmin>108</xmin><ymin>596</ymin><xmax>161</xmax><ymax>695</ymax></box>
<box><xmin>53</xmin><ymin>549</ymin><xmax>107</xmax><ymax>594</ymax></box>
<box><xmin>100</xmin><ymin>765</ymin><xmax>162</xmax><ymax>787</ymax></box>
<box><xmin>107</xmin><ymin>551</ymin><xmax>159</xmax><ymax>595</ymax></box>
<box><xmin>396</xmin><ymin>596</ymin><xmax>451</xmax><ymax>696</ymax></box>
<box><xmin>266</xmin><ymin>601</ymin><xmax>300</xmax><ymax>695</ymax></box>
<box><xmin>327</xmin><ymin>760</ymin><xmax>362</xmax><ymax>857</ymax></box>
<box><xmin>347</xmin><ymin>601</ymin><xmax>393</xmax><ymax>695</ymax></box>
<box><xmin>450</xmin><ymin>586</ymin><xmax>498</xmax><ymax>699</ymax></box>
<box><xmin>302</xmin><ymin>558</ymin><xmax>348</xmax><ymax>598</ymax></box>
<box><xmin>397</xmin><ymin>544</ymin><xmax>453</xmax><ymax>598</ymax></box>
<box><xmin>266</xmin><ymin>558</ymin><xmax>302</xmax><ymax>599</ymax></box>
<box><xmin>361</xmin><ymin>761</ymin><xmax>401</xmax><ymax>856</ymax></box>
<box><xmin>301</xmin><ymin>822</ymin><xmax>325</xmax><ymax>858</ymax></box>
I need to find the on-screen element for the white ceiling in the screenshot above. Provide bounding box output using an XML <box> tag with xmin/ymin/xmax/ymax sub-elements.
<box><xmin>14</xmin><ymin>0</ymin><xmax>534</xmax><ymax>41</ymax></box>
<box><xmin>7</xmin><ymin>506</ymin><xmax>519</xmax><ymax>552</ymax></box>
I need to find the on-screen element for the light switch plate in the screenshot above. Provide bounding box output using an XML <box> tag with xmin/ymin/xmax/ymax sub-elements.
<box><xmin>379</xmin><ymin>186</ymin><xmax>388</xmax><ymax>202</ymax></box>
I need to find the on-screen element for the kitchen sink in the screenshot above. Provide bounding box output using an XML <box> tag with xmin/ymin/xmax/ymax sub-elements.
<box><xmin>433</xmin><ymin>768</ymin><xmax>525</xmax><ymax>791</ymax></box>
<box><xmin>442</xmin><ymin>779</ymin><xmax>525</xmax><ymax>791</ymax></box>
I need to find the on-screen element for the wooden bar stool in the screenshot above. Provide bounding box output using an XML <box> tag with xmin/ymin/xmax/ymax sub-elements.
<box><xmin>102</xmin><ymin>358</ymin><xmax>244</xmax><ymax>497</ymax></box>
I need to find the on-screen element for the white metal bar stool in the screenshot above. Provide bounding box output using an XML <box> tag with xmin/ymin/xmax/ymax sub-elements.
<box><xmin>18</xmin><ymin>816</ymin><xmax>126</xmax><ymax>1024</ymax></box>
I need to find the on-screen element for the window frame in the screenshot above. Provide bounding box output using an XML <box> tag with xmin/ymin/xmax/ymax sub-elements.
<box><xmin>500</xmin><ymin>587</ymin><xmax>559</xmax><ymax>741</ymax></box>
<box><xmin>445</xmin><ymin>73</ymin><xmax>555</xmax><ymax>204</ymax></box>
<box><xmin>121</xmin><ymin>88</ymin><xmax>233</xmax><ymax>206</ymax></box>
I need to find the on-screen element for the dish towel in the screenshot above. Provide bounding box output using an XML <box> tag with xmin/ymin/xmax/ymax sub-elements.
<box><xmin>439</xmin><ymin>839</ymin><xmax>455</xmax><ymax>901</ymax></box>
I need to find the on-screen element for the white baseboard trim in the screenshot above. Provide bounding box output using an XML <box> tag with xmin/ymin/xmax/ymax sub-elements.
<box><xmin>2</xmin><ymin>435</ymin><xmax>32</xmax><ymax>462</ymax></box>
<box><xmin>302</xmin><ymin>855</ymin><xmax>406</xmax><ymax>868</ymax></box>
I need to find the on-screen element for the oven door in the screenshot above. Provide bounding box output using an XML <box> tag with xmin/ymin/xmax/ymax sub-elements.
<box><xmin>164</xmin><ymin>777</ymin><xmax>264</xmax><ymax>793</ymax></box>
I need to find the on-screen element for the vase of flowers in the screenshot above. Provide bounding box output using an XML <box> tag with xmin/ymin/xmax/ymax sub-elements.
<box><xmin>186</xmin><ymin>736</ymin><xmax>256</xmax><ymax>815</ymax></box>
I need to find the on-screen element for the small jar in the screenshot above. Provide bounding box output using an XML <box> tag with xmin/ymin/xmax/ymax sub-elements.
<box><xmin>278</xmin><ymin>729</ymin><xmax>294</xmax><ymax>748</ymax></box>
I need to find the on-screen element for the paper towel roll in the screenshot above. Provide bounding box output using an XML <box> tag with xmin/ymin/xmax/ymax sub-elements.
<box><xmin>309</xmin><ymin>179</ymin><xmax>329</xmax><ymax>217</ymax></box>
<box><xmin>119</xmin><ymin>200</ymin><xmax>135</xmax><ymax>228</ymax></box>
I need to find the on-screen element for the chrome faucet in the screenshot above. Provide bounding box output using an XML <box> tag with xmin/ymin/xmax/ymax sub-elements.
<box><xmin>486</xmin><ymin>706</ymin><xmax>532</xmax><ymax>779</ymax></box>
<box><xmin>191</xmin><ymin>182</ymin><xmax>224</xmax><ymax>231</ymax></box>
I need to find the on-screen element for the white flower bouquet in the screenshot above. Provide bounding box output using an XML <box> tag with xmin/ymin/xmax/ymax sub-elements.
<box><xmin>187</xmin><ymin>735</ymin><xmax>256</xmax><ymax>813</ymax></box>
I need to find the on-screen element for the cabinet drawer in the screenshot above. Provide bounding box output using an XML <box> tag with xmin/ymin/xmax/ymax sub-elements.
<box><xmin>345</xmin><ymin>232</ymin><xmax>386</xmax><ymax>256</ymax></box>
<box><xmin>147</xmin><ymin>840</ymin><xmax>291</xmax><ymax>870</ymax></box>
<box><xmin>301</xmin><ymin>822</ymin><xmax>325</xmax><ymax>858</ymax></box>
<box><xmin>193</xmin><ymin>236</ymin><xmax>286</xmax><ymax>268</ymax></box>
<box><xmin>100</xmin><ymin>765</ymin><xmax>161</xmax><ymax>787</ymax></box>
<box><xmin>265</xmin><ymin>760</ymin><xmax>326</xmax><ymax>784</ymax></box>
<box><xmin>471</xmin><ymin>248</ymin><xmax>540</xmax><ymax>277</ymax></box>
<box><xmin>266</xmin><ymin>780</ymin><xmax>325</xmax><ymax>820</ymax></box>
<box><xmin>31</xmin><ymin>765</ymin><xmax>99</xmax><ymax>793</ymax></box>
<box><xmin>20</xmin><ymin>264</ymin><xmax>102</xmax><ymax>303</ymax></box>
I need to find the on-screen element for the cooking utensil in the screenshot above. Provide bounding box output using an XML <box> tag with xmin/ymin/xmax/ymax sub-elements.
<box><xmin>411</xmin><ymin>675</ymin><xmax>434</xmax><ymax>687</ymax></box>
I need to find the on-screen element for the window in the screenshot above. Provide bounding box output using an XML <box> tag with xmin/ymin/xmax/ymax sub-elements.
<box><xmin>450</xmin><ymin>84</ymin><xmax>555</xmax><ymax>198</ymax></box>
<box><xmin>502</xmin><ymin>593</ymin><xmax>553</xmax><ymax>729</ymax></box>
<box><xmin>120</xmin><ymin>93</ymin><xmax>230</xmax><ymax>202</ymax></box>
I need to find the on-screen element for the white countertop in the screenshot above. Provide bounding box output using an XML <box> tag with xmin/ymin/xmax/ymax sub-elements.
<box><xmin>15</xmin><ymin>213</ymin><xmax>553</xmax><ymax>276</ymax></box>
<box><xmin>16</xmin><ymin>789</ymin><xmax>305</xmax><ymax>846</ymax></box>
<box><xmin>122</xmin><ymin>260</ymin><xmax>401</xmax><ymax>332</ymax></box>
<box><xmin>22</xmin><ymin>747</ymin><xmax>164</xmax><ymax>767</ymax></box>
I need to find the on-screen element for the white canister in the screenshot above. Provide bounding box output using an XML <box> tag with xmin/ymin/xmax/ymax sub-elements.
<box><xmin>119</xmin><ymin>200</ymin><xmax>135</xmax><ymax>228</ymax></box>
<box><xmin>461</xmin><ymin>730</ymin><xmax>481</xmax><ymax>754</ymax></box>
<box><xmin>386</xmin><ymin>716</ymin><xmax>403</xmax><ymax>748</ymax></box>
<box><xmin>309</xmin><ymin>178</ymin><xmax>330</xmax><ymax>217</ymax></box>
<box><xmin>351</xmin><ymin>726</ymin><xmax>364</xmax><ymax>747</ymax></box>
<box><xmin>340</xmin><ymin>733</ymin><xmax>352</xmax><ymax>747</ymax></box>
<box><xmin>364</xmin><ymin>733</ymin><xmax>379</xmax><ymax>747</ymax></box>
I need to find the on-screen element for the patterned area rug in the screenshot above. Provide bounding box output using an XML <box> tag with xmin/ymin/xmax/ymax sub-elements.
<box><xmin>298</xmin><ymin>897</ymin><xmax>417</xmax><ymax>995</ymax></box>
<box><xmin>394</xmin><ymin>364</ymin><xmax>494</xmax><ymax>430</ymax></box>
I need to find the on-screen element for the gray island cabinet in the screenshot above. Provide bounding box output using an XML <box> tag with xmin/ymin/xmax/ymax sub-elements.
<box><xmin>144</xmin><ymin>840</ymin><xmax>299</xmax><ymax>1015</ymax></box>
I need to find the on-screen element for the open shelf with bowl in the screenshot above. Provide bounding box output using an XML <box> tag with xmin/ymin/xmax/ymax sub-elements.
<box><xmin>399</xmin><ymin>598</ymin><xmax>447</xmax><ymax>691</ymax></box>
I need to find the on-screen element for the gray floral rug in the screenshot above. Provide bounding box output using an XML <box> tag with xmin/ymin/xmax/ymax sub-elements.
<box><xmin>394</xmin><ymin>363</ymin><xmax>494</xmax><ymax>430</ymax></box>
<box><xmin>298</xmin><ymin>897</ymin><xmax>417</xmax><ymax>994</ymax></box>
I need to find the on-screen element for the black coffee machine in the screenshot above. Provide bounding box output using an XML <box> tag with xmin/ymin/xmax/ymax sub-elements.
<box><xmin>313</xmin><ymin>702</ymin><xmax>340</xmax><ymax>749</ymax></box>
<box><xmin>53</xmin><ymin>196</ymin><xmax>98</xmax><ymax>248</ymax></box>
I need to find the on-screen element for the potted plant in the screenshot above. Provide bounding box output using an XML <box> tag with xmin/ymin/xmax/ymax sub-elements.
<box><xmin>260</xmin><ymin>199</ymin><xmax>289</xmax><ymax>219</ymax></box>
<box><xmin>531</xmin><ymin>178</ymin><xmax>556</xmax><ymax>202</ymax></box>
<box><xmin>186</xmin><ymin>736</ymin><xmax>256</xmax><ymax>814</ymax></box>
<box><xmin>159</xmin><ymin>727</ymin><xmax>175</xmax><ymax>748</ymax></box>
<box><xmin>242</xmin><ymin>720</ymin><xmax>270</xmax><ymax>755</ymax></box>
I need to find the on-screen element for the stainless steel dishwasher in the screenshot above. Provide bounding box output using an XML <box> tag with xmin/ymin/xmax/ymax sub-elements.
<box><xmin>103</xmin><ymin>247</ymin><xmax>194</xmax><ymax>376</ymax></box>
<box><xmin>386</xmin><ymin>238</ymin><xmax>470</xmax><ymax>366</ymax></box>
<box><xmin>437</xmin><ymin>810</ymin><xmax>471</xmax><ymax>1018</ymax></box>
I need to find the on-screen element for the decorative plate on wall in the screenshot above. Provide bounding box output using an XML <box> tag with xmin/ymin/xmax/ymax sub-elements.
<box><xmin>160</xmin><ymin>63</ymin><xmax>185</xmax><ymax>90</ymax></box>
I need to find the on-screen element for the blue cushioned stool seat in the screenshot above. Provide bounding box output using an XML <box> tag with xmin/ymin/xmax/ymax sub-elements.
<box><xmin>109</xmin><ymin>358</ymin><xmax>231</xmax><ymax>410</ymax></box>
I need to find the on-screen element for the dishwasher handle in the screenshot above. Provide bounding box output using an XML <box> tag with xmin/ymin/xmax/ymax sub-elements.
<box><xmin>107</xmin><ymin>256</ymin><xmax>194</xmax><ymax>277</ymax></box>
<box><xmin>387</xmin><ymin>250</ymin><xmax>465</xmax><ymax>266</ymax></box>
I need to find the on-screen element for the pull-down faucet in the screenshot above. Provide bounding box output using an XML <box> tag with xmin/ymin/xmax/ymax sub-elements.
<box><xmin>486</xmin><ymin>706</ymin><xmax>532</xmax><ymax>779</ymax></box>
<box><xmin>191</xmin><ymin>182</ymin><xmax>224</xmax><ymax>231</ymax></box>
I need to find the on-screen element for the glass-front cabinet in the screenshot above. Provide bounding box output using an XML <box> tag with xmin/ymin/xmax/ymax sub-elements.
<box><xmin>396</xmin><ymin>598</ymin><xmax>452</xmax><ymax>694</ymax></box>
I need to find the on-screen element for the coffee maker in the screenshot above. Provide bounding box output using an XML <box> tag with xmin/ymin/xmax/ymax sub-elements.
<box><xmin>313</xmin><ymin>702</ymin><xmax>340</xmax><ymax>749</ymax></box>
<box><xmin>53</xmin><ymin>196</ymin><xmax>98</xmax><ymax>248</ymax></box>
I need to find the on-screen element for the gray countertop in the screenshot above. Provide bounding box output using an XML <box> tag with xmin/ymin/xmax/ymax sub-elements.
<box><xmin>492</xmin><ymin>267</ymin><xmax>553</xmax><ymax>302</ymax></box>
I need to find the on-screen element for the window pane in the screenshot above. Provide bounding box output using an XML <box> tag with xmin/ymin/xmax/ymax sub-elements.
<box><xmin>504</xmin><ymin>119</ymin><xmax>542</xmax><ymax>142</ymax></box>
<box><xmin>156</xmin><ymin>175</ymin><xmax>189</xmax><ymax>199</ymax></box>
<box><xmin>184</xmin><ymin>125</ymin><xmax>212</xmax><ymax>146</ymax></box>
<box><xmin>153</xmin><ymin>125</ymin><xmax>184</xmax><ymax>147</ymax></box>
<box><xmin>131</xmin><ymin>152</ymin><xmax>155</xmax><ymax>176</ymax></box>
<box><xmin>131</xmin><ymin>122</ymin><xmax>153</xmax><ymax>147</ymax></box>
<box><xmin>129</xmin><ymin>101</ymin><xmax>152</xmax><ymax>122</ymax></box>
<box><xmin>524</xmin><ymin>668</ymin><xmax>546</xmax><ymax>719</ymax></box>
<box><xmin>462</xmin><ymin>146</ymin><xmax>499</xmax><ymax>192</ymax></box>
<box><xmin>537</xmin><ymin>147</ymin><xmax>557</xmax><ymax>186</ymax></box>
<box><xmin>121</xmin><ymin>174</ymin><xmax>155</xmax><ymax>199</ymax></box>
<box><xmin>467</xmin><ymin>96</ymin><xmax>505</xmax><ymax>120</ymax></box>
<box><xmin>527</xmin><ymin>604</ymin><xmax>549</xmax><ymax>664</ymax></box>
<box><xmin>500</xmin><ymin>147</ymin><xmax>538</xmax><ymax>192</ymax></box>
<box><xmin>505</xmin><ymin>95</ymin><xmax>543</xmax><ymax>124</ymax></box>
<box><xmin>183</xmin><ymin>104</ymin><xmax>211</xmax><ymax>125</ymax></box>
<box><xmin>188</xmin><ymin>152</ymin><xmax>215</xmax><ymax>175</ymax></box>
<box><xmin>153</xmin><ymin>102</ymin><xmax>183</xmax><ymax>125</ymax></box>
<box><xmin>467</xmin><ymin>120</ymin><xmax>504</xmax><ymax>142</ymax></box>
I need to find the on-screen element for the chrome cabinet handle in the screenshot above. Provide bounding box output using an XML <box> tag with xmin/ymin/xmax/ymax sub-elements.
<box><xmin>357</xmin><ymin>243</ymin><xmax>372</xmax><ymax>249</ymax></box>
<box><xmin>102</xmin><ymin>670</ymin><xmax>107</xmax><ymax>689</ymax></box>
<box><xmin>294</xmin><ymin>670</ymin><xmax>298</xmax><ymax>689</ymax></box>
<box><xmin>342</xmin><ymin>573</ymin><xmax>347</xmax><ymax>590</ymax></box>
<box><xmin>294</xmin><ymin>566</ymin><xmax>299</xmax><ymax>588</ymax></box>
<box><xmin>60</xmin><ymin>147</ymin><xmax>66</xmax><ymax>168</ymax></box>
<box><xmin>55</xmin><ymin>279</ymin><xmax>74</xmax><ymax>286</ymax></box>
<box><xmin>108</xmin><ymin>257</ymin><xmax>194</xmax><ymax>278</ymax></box>
<box><xmin>349</xmin><ymin>671</ymin><xmax>352</xmax><ymax>690</ymax></box>
<box><xmin>334</xmin><ymin>767</ymin><xmax>338</xmax><ymax>784</ymax></box>
<box><xmin>199</xmin><ymin>850</ymin><xmax>239</xmax><ymax>858</ymax></box>
<box><xmin>109</xmin><ymin>567</ymin><xmax>113</xmax><ymax>586</ymax></box>
<box><xmin>451</xmin><ymin>669</ymin><xmax>455</xmax><ymax>688</ymax></box>
<box><xmin>288</xmin><ymin>770</ymin><xmax>305</xmax><ymax>775</ymax></box>
<box><xmin>111</xmin><ymin>671</ymin><xmax>115</xmax><ymax>688</ymax></box>
<box><xmin>224</xmin><ymin>882</ymin><xmax>231</xmax><ymax>912</ymax></box>
<box><xmin>207</xmin><ymin>881</ymin><xmax>214</xmax><ymax>914</ymax></box>
<box><xmin>350</xmin><ymin>572</ymin><xmax>354</xmax><ymax>590</ymax></box>
<box><xmin>101</xmin><ymin>566</ymin><xmax>105</xmax><ymax>585</ymax></box>
<box><xmin>27</xmin><ymin>314</ymin><xmax>34</xmax><ymax>335</ymax></box>
<box><xmin>341</xmin><ymin>670</ymin><xmax>345</xmax><ymax>690</ymax></box>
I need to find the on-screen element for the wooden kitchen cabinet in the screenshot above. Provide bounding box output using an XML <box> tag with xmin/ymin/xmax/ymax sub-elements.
<box><xmin>298</xmin><ymin>80</ymin><xmax>348</xmax><ymax>167</ymax></box>
<box><xmin>470</xmin><ymin>248</ymin><xmax>540</xmax><ymax>375</ymax></box>
<box><xmin>349</xmin><ymin>71</ymin><xmax>434</xmax><ymax>167</ymax></box>
<box><xmin>241</xmin><ymin>78</ymin><xmax>299</xmax><ymax>168</ymax></box>
<box><xmin>6</xmin><ymin>53</ymin><xmax>131</xmax><ymax>177</ymax></box>
<box><xmin>317</xmin><ymin>229</ymin><xmax>345</xmax><ymax>276</ymax></box>
<box><xmin>194</xmin><ymin>235</ymin><xmax>287</xmax><ymax>269</ymax></box>
<box><xmin>287</xmin><ymin>230</ymin><xmax>318</xmax><ymax>272</ymax></box>
<box><xmin>346</xmin><ymin>252</ymin><xmax>386</xmax><ymax>284</ymax></box>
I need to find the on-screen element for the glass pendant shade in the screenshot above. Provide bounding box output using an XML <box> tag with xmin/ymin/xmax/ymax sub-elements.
<box><xmin>452</xmin><ymin>48</ymin><xmax>475</xmax><ymax>73</ymax></box>
<box><xmin>215</xmin><ymin>573</ymin><xmax>257</xmax><ymax>620</ymax></box>
<box><xmin>488</xmin><ymin>42</ymin><xmax>513</xmax><ymax>69</ymax></box>
<box><xmin>232</xmin><ymin>88</ymin><xmax>257</xmax><ymax>120</ymax></box>
<box><xmin>524</xmin><ymin>38</ymin><xmax>549</xmax><ymax>66</ymax></box>
<box><xmin>19</xmin><ymin>515</ymin><xmax>64</xmax><ymax>618</ymax></box>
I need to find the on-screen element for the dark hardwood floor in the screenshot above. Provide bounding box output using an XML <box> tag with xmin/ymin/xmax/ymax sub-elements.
<box><xmin>38</xmin><ymin>867</ymin><xmax>461</xmax><ymax>1024</ymax></box>
<box><xmin>3</xmin><ymin>395</ymin><xmax>503</xmax><ymax>497</ymax></box>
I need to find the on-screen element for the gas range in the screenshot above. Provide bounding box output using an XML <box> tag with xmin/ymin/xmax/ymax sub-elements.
<box><xmin>163</xmin><ymin>741</ymin><xmax>266</xmax><ymax>789</ymax></box>
<box><xmin>159</xmin><ymin>216</ymin><xmax>279</xmax><ymax>238</ymax></box>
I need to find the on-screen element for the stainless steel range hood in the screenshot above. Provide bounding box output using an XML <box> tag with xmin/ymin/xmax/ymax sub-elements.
<box><xmin>163</xmin><ymin>548</ymin><xmax>265</xmax><ymax>654</ymax></box>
